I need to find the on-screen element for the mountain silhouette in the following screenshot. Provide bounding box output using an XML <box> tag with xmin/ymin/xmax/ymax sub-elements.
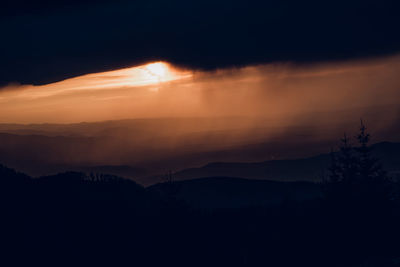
<box><xmin>169</xmin><ymin>142</ymin><xmax>400</xmax><ymax>183</ymax></box>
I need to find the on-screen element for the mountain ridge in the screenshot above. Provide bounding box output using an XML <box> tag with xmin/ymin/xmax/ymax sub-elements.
<box><xmin>167</xmin><ymin>141</ymin><xmax>400</xmax><ymax>183</ymax></box>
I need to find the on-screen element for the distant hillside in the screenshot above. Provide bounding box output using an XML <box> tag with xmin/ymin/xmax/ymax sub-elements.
<box><xmin>168</xmin><ymin>142</ymin><xmax>400</xmax><ymax>183</ymax></box>
<box><xmin>148</xmin><ymin>177</ymin><xmax>322</xmax><ymax>209</ymax></box>
<box><xmin>1</xmin><ymin>117</ymin><xmax>399</xmax><ymax>185</ymax></box>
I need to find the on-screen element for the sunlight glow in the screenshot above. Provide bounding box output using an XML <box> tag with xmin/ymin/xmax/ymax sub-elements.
<box><xmin>136</xmin><ymin>62</ymin><xmax>181</xmax><ymax>91</ymax></box>
<box><xmin>144</xmin><ymin>62</ymin><xmax>168</xmax><ymax>79</ymax></box>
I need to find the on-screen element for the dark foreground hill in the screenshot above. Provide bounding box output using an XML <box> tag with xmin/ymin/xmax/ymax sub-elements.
<box><xmin>148</xmin><ymin>177</ymin><xmax>322</xmax><ymax>209</ymax></box>
<box><xmin>1</xmin><ymin>163</ymin><xmax>400</xmax><ymax>267</ymax></box>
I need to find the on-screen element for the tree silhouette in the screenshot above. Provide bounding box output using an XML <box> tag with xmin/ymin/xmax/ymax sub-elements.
<box><xmin>321</xmin><ymin>121</ymin><xmax>396</xmax><ymax>265</ymax></box>
<box><xmin>325</xmin><ymin>121</ymin><xmax>392</xmax><ymax>206</ymax></box>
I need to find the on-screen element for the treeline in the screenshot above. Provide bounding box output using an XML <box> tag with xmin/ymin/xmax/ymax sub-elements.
<box><xmin>0</xmin><ymin>124</ymin><xmax>400</xmax><ymax>267</ymax></box>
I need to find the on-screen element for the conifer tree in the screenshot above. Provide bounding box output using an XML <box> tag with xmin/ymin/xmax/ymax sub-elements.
<box><xmin>325</xmin><ymin>121</ymin><xmax>392</xmax><ymax>208</ymax></box>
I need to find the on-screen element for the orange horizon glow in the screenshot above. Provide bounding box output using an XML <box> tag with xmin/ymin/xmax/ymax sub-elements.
<box><xmin>0</xmin><ymin>56</ymin><xmax>399</xmax><ymax>125</ymax></box>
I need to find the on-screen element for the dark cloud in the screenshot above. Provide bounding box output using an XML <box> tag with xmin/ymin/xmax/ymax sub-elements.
<box><xmin>1</xmin><ymin>0</ymin><xmax>115</xmax><ymax>16</ymax></box>
<box><xmin>1</xmin><ymin>0</ymin><xmax>399</xmax><ymax>85</ymax></box>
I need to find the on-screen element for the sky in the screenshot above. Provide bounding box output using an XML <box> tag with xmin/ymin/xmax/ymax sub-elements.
<box><xmin>0</xmin><ymin>0</ymin><xmax>399</xmax><ymax>127</ymax></box>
